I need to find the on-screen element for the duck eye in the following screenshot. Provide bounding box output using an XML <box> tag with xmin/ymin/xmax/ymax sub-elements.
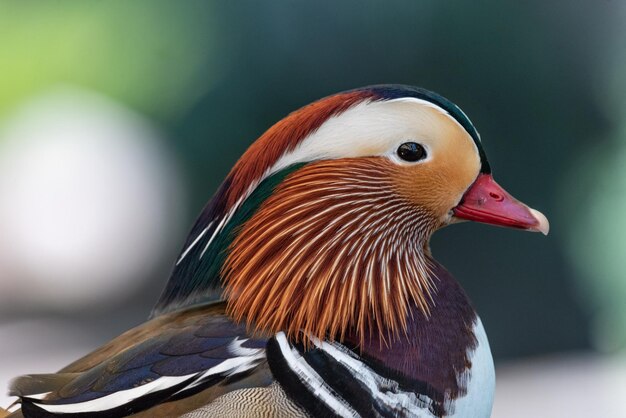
<box><xmin>397</xmin><ymin>142</ymin><xmax>426</xmax><ymax>162</ymax></box>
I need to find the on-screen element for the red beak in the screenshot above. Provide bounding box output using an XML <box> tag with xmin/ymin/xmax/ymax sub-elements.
<box><xmin>452</xmin><ymin>174</ymin><xmax>549</xmax><ymax>235</ymax></box>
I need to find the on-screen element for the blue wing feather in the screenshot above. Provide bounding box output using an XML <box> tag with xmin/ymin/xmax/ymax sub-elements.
<box><xmin>13</xmin><ymin>304</ymin><xmax>268</xmax><ymax>417</ymax></box>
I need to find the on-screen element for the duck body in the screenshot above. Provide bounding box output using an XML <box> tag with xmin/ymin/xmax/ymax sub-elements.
<box><xmin>14</xmin><ymin>262</ymin><xmax>493</xmax><ymax>418</ymax></box>
<box><xmin>6</xmin><ymin>85</ymin><xmax>547</xmax><ymax>417</ymax></box>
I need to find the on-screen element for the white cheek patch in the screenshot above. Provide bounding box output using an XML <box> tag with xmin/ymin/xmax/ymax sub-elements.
<box><xmin>268</xmin><ymin>98</ymin><xmax>467</xmax><ymax>175</ymax></box>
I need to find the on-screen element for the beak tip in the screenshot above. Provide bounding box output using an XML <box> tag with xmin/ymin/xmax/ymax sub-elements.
<box><xmin>529</xmin><ymin>208</ymin><xmax>550</xmax><ymax>236</ymax></box>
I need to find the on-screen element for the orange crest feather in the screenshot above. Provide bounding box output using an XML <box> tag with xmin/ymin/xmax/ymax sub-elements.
<box><xmin>222</xmin><ymin>158</ymin><xmax>437</xmax><ymax>346</ymax></box>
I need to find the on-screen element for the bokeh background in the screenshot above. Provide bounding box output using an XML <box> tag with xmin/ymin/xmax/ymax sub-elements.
<box><xmin>1</xmin><ymin>1</ymin><xmax>625</xmax><ymax>416</ymax></box>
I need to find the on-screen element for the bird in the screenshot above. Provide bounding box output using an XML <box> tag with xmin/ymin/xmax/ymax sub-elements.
<box><xmin>4</xmin><ymin>84</ymin><xmax>549</xmax><ymax>418</ymax></box>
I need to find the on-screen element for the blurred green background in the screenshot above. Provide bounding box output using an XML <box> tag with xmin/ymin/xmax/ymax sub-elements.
<box><xmin>1</xmin><ymin>1</ymin><xmax>625</xmax><ymax>416</ymax></box>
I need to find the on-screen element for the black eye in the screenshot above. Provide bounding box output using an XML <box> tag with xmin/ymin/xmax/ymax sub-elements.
<box><xmin>397</xmin><ymin>142</ymin><xmax>426</xmax><ymax>162</ymax></box>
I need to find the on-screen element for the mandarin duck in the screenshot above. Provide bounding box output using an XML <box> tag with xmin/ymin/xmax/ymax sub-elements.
<box><xmin>4</xmin><ymin>85</ymin><xmax>549</xmax><ymax>418</ymax></box>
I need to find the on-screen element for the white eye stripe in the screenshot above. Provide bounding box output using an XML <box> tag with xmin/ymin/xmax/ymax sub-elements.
<box><xmin>268</xmin><ymin>98</ymin><xmax>455</xmax><ymax>175</ymax></box>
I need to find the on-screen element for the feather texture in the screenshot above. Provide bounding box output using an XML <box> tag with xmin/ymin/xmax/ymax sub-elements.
<box><xmin>154</xmin><ymin>85</ymin><xmax>490</xmax><ymax>317</ymax></box>
<box><xmin>10</xmin><ymin>303</ymin><xmax>269</xmax><ymax>417</ymax></box>
<box><xmin>224</xmin><ymin>158</ymin><xmax>438</xmax><ymax>346</ymax></box>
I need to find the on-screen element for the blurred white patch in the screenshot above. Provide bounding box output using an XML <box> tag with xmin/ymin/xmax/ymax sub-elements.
<box><xmin>493</xmin><ymin>354</ymin><xmax>626</xmax><ymax>418</ymax></box>
<box><xmin>0</xmin><ymin>87</ymin><xmax>184</xmax><ymax>309</ymax></box>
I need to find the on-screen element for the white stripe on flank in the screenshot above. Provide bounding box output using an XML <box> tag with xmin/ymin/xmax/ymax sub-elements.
<box><xmin>181</xmin><ymin>339</ymin><xmax>265</xmax><ymax>390</ymax></box>
<box><xmin>176</xmin><ymin>224</ymin><xmax>212</xmax><ymax>265</ymax></box>
<box><xmin>312</xmin><ymin>339</ymin><xmax>436</xmax><ymax>417</ymax></box>
<box><xmin>175</xmin><ymin>348</ymin><xmax>265</xmax><ymax>393</ymax></box>
<box><xmin>34</xmin><ymin>339</ymin><xmax>266</xmax><ymax>414</ymax></box>
<box><xmin>275</xmin><ymin>332</ymin><xmax>356</xmax><ymax>418</ymax></box>
<box><xmin>24</xmin><ymin>391</ymin><xmax>51</xmax><ymax>400</ymax></box>
<box><xmin>228</xmin><ymin>338</ymin><xmax>265</xmax><ymax>357</ymax></box>
<box><xmin>35</xmin><ymin>374</ymin><xmax>197</xmax><ymax>414</ymax></box>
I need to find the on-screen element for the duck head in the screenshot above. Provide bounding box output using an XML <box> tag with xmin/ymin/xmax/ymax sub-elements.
<box><xmin>156</xmin><ymin>85</ymin><xmax>549</xmax><ymax>344</ymax></box>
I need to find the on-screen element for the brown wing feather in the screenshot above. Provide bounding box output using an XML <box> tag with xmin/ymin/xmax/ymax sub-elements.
<box><xmin>59</xmin><ymin>302</ymin><xmax>230</xmax><ymax>374</ymax></box>
<box><xmin>9</xmin><ymin>302</ymin><xmax>272</xmax><ymax>417</ymax></box>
